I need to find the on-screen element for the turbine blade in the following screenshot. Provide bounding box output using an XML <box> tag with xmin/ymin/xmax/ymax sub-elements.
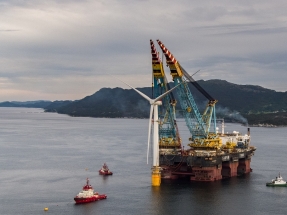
<box><xmin>154</xmin><ymin>83</ymin><xmax>181</xmax><ymax>102</ymax></box>
<box><xmin>110</xmin><ymin>75</ymin><xmax>152</xmax><ymax>102</ymax></box>
<box><xmin>147</xmin><ymin>105</ymin><xmax>154</xmax><ymax>164</ymax></box>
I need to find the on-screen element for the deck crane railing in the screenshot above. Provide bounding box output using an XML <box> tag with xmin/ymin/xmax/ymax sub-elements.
<box><xmin>150</xmin><ymin>40</ymin><xmax>181</xmax><ymax>150</ymax></box>
<box><xmin>156</xmin><ymin>40</ymin><xmax>221</xmax><ymax>148</ymax></box>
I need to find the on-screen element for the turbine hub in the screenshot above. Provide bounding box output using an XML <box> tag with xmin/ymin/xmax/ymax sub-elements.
<box><xmin>153</xmin><ymin>101</ymin><xmax>162</xmax><ymax>106</ymax></box>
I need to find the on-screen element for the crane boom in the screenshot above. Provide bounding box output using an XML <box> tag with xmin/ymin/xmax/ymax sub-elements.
<box><xmin>157</xmin><ymin>40</ymin><xmax>207</xmax><ymax>140</ymax></box>
<box><xmin>179</xmin><ymin>65</ymin><xmax>218</xmax><ymax>134</ymax></box>
<box><xmin>180</xmin><ymin>65</ymin><xmax>215</xmax><ymax>101</ymax></box>
<box><xmin>156</xmin><ymin>40</ymin><xmax>220</xmax><ymax>149</ymax></box>
<box><xmin>150</xmin><ymin>40</ymin><xmax>181</xmax><ymax>152</ymax></box>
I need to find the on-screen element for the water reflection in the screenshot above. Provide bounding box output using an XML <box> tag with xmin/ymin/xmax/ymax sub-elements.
<box><xmin>101</xmin><ymin>175</ymin><xmax>111</xmax><ymax>184</ymax></box>
<box><xmin>1</xmin><ymin>108</ymin><xmax>287</xmax><ymax>215</ymax></box>
<box><xmin>149</xmin><ymin>176</ymin><xmax>255</xmax><ymax>215</ymax></box>
<box><xmin>73</xmin><ymin>202</ymin><xmax>95</xmax><ymax>215</ymax></box>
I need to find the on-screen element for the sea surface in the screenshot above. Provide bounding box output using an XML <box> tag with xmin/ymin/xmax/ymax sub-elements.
<box><xmin>0</xmin><ymin>107</ymin><xmax>287</xmax><ymax>215</ymax></box>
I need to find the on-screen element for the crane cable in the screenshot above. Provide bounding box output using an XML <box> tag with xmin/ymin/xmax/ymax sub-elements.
<box><xmin>179</xmin><ymin>65</ymin><xmax>215</xmax><ymax>101</ymax></box>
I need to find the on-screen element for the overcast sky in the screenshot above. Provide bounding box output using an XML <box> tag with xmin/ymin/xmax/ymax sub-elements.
<box><xmin>0</xmin><ymin>0</ymin><xmax>286</xmax><ymax>102</ymax></box>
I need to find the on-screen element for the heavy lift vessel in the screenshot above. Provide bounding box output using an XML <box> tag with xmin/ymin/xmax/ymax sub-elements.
<box><xmin>150</xmin><ymin>40</ymin><xmax>256</xmax><ymax>181</ymax></box>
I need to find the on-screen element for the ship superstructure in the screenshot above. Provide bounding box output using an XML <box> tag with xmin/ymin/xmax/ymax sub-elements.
<box><xmin>149</xmin><ymin>40</ymin><xmax>256</xmax><ymax>182</ymax></box>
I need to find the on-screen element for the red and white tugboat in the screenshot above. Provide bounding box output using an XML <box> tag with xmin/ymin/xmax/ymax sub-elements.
<box><xmin>74</xmin><ymin>178</ymin><xmax>107</xmax><ymax>204</ymax></box>
<box><xmin>99</xmin><ymin>163</ymin><xmax>113</xmax><ymax>175</ymax></box>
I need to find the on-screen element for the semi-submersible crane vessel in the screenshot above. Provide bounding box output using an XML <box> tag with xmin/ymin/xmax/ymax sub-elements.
<box><xmin>150</xmin><ymin>39</ymin><xmax>256</xmax><ymax>184</ymax></box>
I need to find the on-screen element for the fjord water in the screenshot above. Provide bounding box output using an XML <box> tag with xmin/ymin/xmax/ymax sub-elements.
<box><xmin>1</xmin><ymin>108</ymin><xmax>287</xmax><ymax>215</ymax></box>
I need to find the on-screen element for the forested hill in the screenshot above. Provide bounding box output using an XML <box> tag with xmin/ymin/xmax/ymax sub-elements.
<box><xmin>1</xmin><ymin>79</ymin><xmax>286</xmax><ymax>126</ymax></box>
<box><xmin>199</xmin><ymin>80</ymin><xmax>287</xmax><ymax>114</ymax></box>
<box><xmin>51</xmin><ymin>87</ymin><xmax>152</xmax><ymax>118</ymax></box>
<box><xmin>45</xmin><ymin>79</ymin><xmax>287</xmax><ymax>126</ymax></box>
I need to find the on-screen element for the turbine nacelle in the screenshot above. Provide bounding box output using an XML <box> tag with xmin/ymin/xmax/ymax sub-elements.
<box><xmin>151</xmin><ymin>100</ymin><xmax>162</xmax><ymax>106</ymax></box>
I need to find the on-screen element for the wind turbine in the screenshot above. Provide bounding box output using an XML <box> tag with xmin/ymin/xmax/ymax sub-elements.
<box><xmin>113</xmin><ymin>76</ymin><xmax>180</xmax><ymax>186</ymax></box>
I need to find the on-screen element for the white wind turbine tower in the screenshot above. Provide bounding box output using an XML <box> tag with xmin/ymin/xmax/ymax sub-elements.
<box><xmin>114</xmin><ymin>76</ymin><xmax>180</xmax><ymax>186</ymax></box>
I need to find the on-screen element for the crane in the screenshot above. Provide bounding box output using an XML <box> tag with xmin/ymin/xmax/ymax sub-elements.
<box><xmin>156</xmin><ymin>40</ymin><xmax>221</xmax><ymax>149</ymax></box>
<box><xmin>150</xmin><ymin>40</ymin><xmax>181</xmax><ymax>154</ymax></box>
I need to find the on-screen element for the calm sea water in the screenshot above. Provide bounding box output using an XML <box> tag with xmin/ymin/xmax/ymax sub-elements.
<box><xmin>0</xmin><ymin>107</ymin><xmax>287</xmax><ymax>215</ymax></box>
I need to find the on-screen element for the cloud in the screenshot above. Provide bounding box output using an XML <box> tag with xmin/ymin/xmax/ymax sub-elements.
<box><xmin>0</xmin><ymin>0</ymin><xmax>287</xmax><ymax>101</ymax></box>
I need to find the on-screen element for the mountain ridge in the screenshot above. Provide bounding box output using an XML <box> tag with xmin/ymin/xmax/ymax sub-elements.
<box><xmin>1</xmin><ymin>79</ymin><xmax>286</xmax><ymax>126</ymax></box>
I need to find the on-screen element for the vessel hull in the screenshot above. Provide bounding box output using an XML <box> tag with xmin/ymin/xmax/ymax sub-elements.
<box><xmin>99</xmin><ymin>170</ymin><xmax>113</xmax><ymax>175</ymax></box>
<box><xmin>74</xmin><ymin>195</ymin><xmax>107</xmax><ymax>204</ymax></box>
<box><xmin>159</xmin><ymin>148</ymin><xmax>255</xmax><ymax>181</ymax></box>
<box><xmin>191</xmin><ymin>166</ymin><xmax>222</xmax><ymax>181</ymax></box>
<box><xmin>266</xmin><ymin>183</ymin><xmax>287</xmax><ymax>187</ymax></box>
<box><xmin>222</xmin><ymin>161</ymin><xmax>238</xmax><ymax>177</ymax></box>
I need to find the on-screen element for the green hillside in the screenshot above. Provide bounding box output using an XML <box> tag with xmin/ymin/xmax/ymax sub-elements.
<box><xmin>45</xmin><ymin>79</ymin><xmax>287</xmax><ymax>126</ymax></box>
<box><xmin>1</xmin><ymin>79</ymin><xmax>286</xmax><ymax>126</ymax></box>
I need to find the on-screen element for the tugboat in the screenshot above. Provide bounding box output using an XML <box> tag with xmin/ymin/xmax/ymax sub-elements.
<box><xmin>266</xmin><ymin>172</ymin><xmax>287</xmax><ymax>187</ymax></box>
<box><xmin>99</xmin><ymin>163</ymin><xmax>113</xmax><ymax>175</ymax></box>
<box><xmin>74</xmin><ymin>178</ymin><xmax>107</xmax><ymax>204</ymax></box>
